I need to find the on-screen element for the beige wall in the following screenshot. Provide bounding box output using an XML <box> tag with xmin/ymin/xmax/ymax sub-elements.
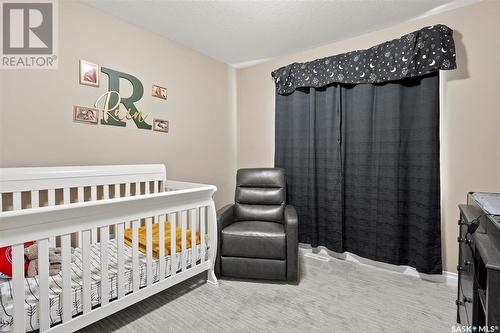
<box><xmin>236</xmin><ymin>0</ymin><xmax>500</xmax><ymax>273</ymax></box>
<box><xmin>0</xmin><ymin>1</ymin><xmax>237</xmax><ymax>207</ymax></box>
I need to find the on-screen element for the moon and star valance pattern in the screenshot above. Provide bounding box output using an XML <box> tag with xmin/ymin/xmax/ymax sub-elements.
<box><xmin>271</xmin><ymin>24</ymin><xmax>456</xmax><ymax>95</ymax></box>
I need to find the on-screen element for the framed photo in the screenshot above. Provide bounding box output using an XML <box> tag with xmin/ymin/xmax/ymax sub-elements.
<box><xmin>73</xmin><ymin>106</ymin><xmax>99</xmax><ymax>124</ymax></box>
<box><xmin>152</xmin><ymin>85</ymin><xmax>167</xmax><ymax>100</ymax></box>
<box><xmin>153</xmin><ymin>119</ymin><xmax>169</xmax><ymax>133</ymax></box>
<box><xmin>79</xmin><ymin>60</ymin><xmax>99</xmax><ymax>87</ymax></box>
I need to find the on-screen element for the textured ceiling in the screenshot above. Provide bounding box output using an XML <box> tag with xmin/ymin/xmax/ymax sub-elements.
<box><xmin>80</xmin><ymin>0</ymin><xmax>475</xmax><ymax>67</ymax></box>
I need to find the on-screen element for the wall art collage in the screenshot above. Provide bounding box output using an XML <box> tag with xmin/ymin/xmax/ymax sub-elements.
<box><xmin>75</xmin><ymin>59</ymin><xmax>169</xmax><ymax>133</ymax></box>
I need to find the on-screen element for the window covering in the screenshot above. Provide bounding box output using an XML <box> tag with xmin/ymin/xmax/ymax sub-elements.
<box><xmin>271</xmin><ymin>24</ymin><xmax>455</xmax><ymax>95</ymax></box>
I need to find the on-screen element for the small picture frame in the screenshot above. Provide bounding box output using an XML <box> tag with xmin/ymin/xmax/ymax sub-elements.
<box><xmin>153</xmin><ymin>119</ymin><xmax>169</xmax><ymax>133</ymax></box>
<box><xmin>79</xmin><ymin>60</ymin><xmax>99</xmax><ymax>87</ymax></box>
<box><xmin>152</xmin><ymin>85</ymin><xmax>167</xmax><ymax>100</ymax></box>
<box><xmin>73</xmin><ymin>106</ymin><xmax>99</xmax><ymax>124</ymax></box>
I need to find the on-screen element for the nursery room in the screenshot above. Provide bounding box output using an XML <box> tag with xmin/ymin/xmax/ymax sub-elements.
<box><xmin>0</xmin><ymin>0</ymin><xmax>499</xmax><ymax>332</ymax></box>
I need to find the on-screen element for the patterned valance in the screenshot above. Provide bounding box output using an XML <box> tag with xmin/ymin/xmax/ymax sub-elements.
<box><xmin>271</xmin><ymin>24</ymin><xmax>456</xmax><ymax>95</ymax></box>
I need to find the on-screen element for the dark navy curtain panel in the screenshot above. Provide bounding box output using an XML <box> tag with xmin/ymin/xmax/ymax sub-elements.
<box><xmin>275</xmin><ymin>73</ymin><xmax>442</xmax><ymax>274</ymax></box>
<box><xmin>274</xmin><ymin>25</ymin><xmax>456</xmax><ymax>274</ymax></box>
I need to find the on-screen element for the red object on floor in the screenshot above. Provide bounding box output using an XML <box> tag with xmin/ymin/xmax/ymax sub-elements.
<box><xmin>0</xmin><ymin>242</ymin><xmax>34</xmax><ymax>278</ymax></box>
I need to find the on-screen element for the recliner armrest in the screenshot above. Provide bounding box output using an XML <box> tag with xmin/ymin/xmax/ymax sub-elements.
<box><xmin>284</xmin><ymin>205</ymin><xmax>299</xmax><ymax>282</ymax></box>
<box><xmin>215</xmin><ymin>204</ymin><xmax>235</xmax><ymax>277</ymax></box>
<box><xmin>284</xmin><ymin>205</ymin><xmax>298</xmax><ymax>227</ymax></box>
<box><xmin>217</xmin><ymin>204</ymin><xmax>235</xmax><ymax>230</ymax></box>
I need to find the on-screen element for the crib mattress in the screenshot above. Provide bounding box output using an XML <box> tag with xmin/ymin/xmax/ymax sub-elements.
<box><xmin>0</xmin><ymin>240</ymin><xmax>207</xmax><ymax>332</ymax></box>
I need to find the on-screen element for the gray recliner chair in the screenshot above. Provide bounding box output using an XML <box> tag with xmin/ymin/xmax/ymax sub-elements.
<box><xmin>215</xmin><ymin>168</ymin><xmax>298</xmax><ymax>282</ymax></box>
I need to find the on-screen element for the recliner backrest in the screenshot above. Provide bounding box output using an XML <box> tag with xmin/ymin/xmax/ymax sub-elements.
<box><xmin>234</xmin><ymin>168</ymin><xmax>285</xmax><ymax>223</ymax></box>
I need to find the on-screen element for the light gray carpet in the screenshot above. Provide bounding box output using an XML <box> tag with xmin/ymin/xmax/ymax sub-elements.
<box><xmin>79</xmin><ymin>255</ymin><xmax>456</xmax><ymax>333</ymax></box>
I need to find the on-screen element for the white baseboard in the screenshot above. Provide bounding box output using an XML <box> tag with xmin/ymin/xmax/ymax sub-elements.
<box><xmin>299</xmin><ymin>244</ymin><xmax>458</xmax><ymax>287</ymax></box>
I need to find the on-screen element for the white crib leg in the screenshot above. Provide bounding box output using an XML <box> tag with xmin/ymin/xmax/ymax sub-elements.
<box><xmin>207</xmin><ymin>269</ymin><xmax>218</xmax><ymax>286</ymax></box>
<box><xmin>207</xmin><ymin>200</ymin><xmax>219</xmax><ymax>286</ymax></box>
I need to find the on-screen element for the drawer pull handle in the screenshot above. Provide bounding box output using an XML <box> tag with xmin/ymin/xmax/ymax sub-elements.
<box><xmin>457</xmin><ymin>260</ymin><xmax>472</xmax><ymax>272</ymax></box>
<box><xmin>463</xmin><ymin>296</ymin><xmax>472</xmax><ymax>304</ymax></box>
<box><xmin>457</xmin><ymin>236</ymin><xmax>473</xmax><ymax>245</ymax></box>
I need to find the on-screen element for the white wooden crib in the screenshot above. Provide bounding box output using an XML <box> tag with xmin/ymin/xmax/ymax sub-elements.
<box><xmin>0</xmin><ymin>164</ymin><xmax>218</xmax><ymax>333</ymax></box>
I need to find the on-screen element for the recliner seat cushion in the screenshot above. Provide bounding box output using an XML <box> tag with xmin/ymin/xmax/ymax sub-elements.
<box><xmin>221</xmin><ymin>221</ymin><xmax>286</xmax><ymax>260</ymax></box>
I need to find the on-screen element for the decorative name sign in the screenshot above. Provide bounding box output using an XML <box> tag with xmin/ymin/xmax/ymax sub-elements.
<box><xmin>94</xmin><ymin>91</ymin><xmax>150</xmax><ymax>129</ymax></box>
<box><xmin>76</xmin><ymin>60</ymin><xmax>168</xmax><ymax>133</ymax></box>
<box><xmin>98</xmin><ymin>67</ymin><xmax>151</xmax><ymax>130</ymax></box>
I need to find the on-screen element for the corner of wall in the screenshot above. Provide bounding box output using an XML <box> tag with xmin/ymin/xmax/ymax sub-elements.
<box><xmin>226</xmin><ymin>66</ymin><xmax>238</xmax><ymax>203</ymax></box>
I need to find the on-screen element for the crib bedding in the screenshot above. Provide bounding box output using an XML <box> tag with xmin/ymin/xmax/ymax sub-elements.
<box><xmin>0</xmin><ymin>240</ymin><xmax>207</xmax><ymax>332</ymax></box>
<box><xmin>124</xmin><ymin>221</ymin><xmax>201</xmax><ymax>258</ymax></box>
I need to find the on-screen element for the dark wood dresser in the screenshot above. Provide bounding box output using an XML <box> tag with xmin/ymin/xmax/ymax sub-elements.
<box><xmin>457</xmin><ymin>193</ymin><xmax>500</xmax><ymax>327</ymax></box>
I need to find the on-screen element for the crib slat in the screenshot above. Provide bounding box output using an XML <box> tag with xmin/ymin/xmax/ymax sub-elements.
<box><xmin>90</xmin><ymin>185</ymin><xmax>97</xmax><ymax>201</ymax></box>
<box><xmin>158</xmin><ymin>215</ymin><xmax>166</xmax><ymax>280</ymax></box>
<box><xmin>90</xmin><ymin>186</ymin><xmax>98</xmax><ymax>243</ymax></box>
<box><xmin>169</xmin><ymin>213</ymin><xmax>177</xmax><ymax>276</ymax></box>
<box><xmin>132</xmin><ymin>220</ymin><xmax>140</xmax><ymax>292</ymax></box>
<box><xmin>200</xmin><ymin>207</ymin><xmax>206</xmax><ymax>263</ymax></box>
<box><xmin>48</xmin><ymin>190</ymin><xmax>56</xmax><ymax>247</ymax></box>
<box><xmin>82</xmin><ymin>230</ymin><xmax>91</xmax><ymax>314</ymax></box>
<box><xmin>103</xmin><ymin>185</ymin><xmax>109</xmax><ymax>200</ymax></box>
<box><xmin>145</xmin><ymin>182</ymin><xmax>150</xmax><ymax>195</ymax></box>
<box><xmin>63</xmin><ymin>187</ymin><xmax>70</xmax><ymax>204</ymax></box>
<box><xmin>116</xmin><ymin>223</ymin><xmax>125</xmax><ymax>299</ymax></box>
<box><xmin>38</xmin><ymin>239</ymin><xmax>50</xmax><ymax>332</ymax></box>
<box><xmin>154</xmin><ymin>181</ymin><xmax>159</xmax><ymax>193</ymax></box>
<box><xmin>31</xmin><ymin>190</ymin><xmax>39</xmax><ymax>209</ymax></box>
<box><xmin>77</xmin><ymin>187</ymin><xmax>84</xmax><ymax>202</ymax></box>
<box><xmin>11</xmin><ymin>244</ymin><xmax>25</xmax><ymax>333</ymax></box>
<box><xmin>190</xmin><ymin>208</ymin><xmax>197</xmax><ymax>267</ymax></box>
<box><xmin>48</xmin><ymin>189</ymin><xmax>55</xmax><ymax>206</ymax></box>
<box><xmin>61</xmin><ymin>234</ymin><xmax>72</xmax><ymax>323</ymax></box>
<box><xmin>114</xmin><ymin>184</ymin><xmax>119</xmax><ymax>198</ymax></box>
<box><xmin>100</xmin><ymin>227</ymin><xmax>109</xmax><ymax>306</ymax></box>
<box><xmin>91</xmin><ymin>230</ymin><xmax>97</xmax><ymax>244</ymax></box>
<box><xmin>76</xmin><ymin>188</ymin><xmax>84</xmax><ymax>247</ymax></box>
<box><xmin>124</xmin><ymin>184</ymin><xmax>131</xmax><ymax>229</ymax></box>
<box><xmin>146</xmin><ymin>217</ymin><xmax>153</xmax><ymax>286</ymax></box>
<box><xmin>181</xmin><ymin>210</ymin><xmax>187</xmax><ymax>272</ymax></box>
<box><xmin>64</xmin><ymin>188</ymin><xmax>72</xmax><ymax>245</ymax></box>
<box><xmin>13</xmin><ymin>192</ymin><xmax>21</xmax><ymax>210</ymax></box>
<box><xmin>0</xmin><ymin>193</ymin><xmax>2</xmax><ymax>211</ymax></box>
<box><xmin>135</xmin><ymin>182</ymin><xmax>140</xmax><ymax>195</ymax></box>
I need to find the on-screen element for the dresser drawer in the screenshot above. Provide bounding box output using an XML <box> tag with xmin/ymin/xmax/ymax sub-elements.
<box><xmin>458</xmin><ymin>256</ymin><xmax>474</xmax><ymax>325</ymax></box>
<box><xmin>459</xmin><ymin>241</ymin><xmax>474</xmax><ymax>294</ymax></box>
<box><xmin>457</xmin><ymin>225</ymin><xmax>474</xmax><ymax>325</ymax></box>
<box><xmin>457</xmin><ymin>283</ymin><xmax>470</xmax><ymax>325</ymax></box>
<box><xmin>462</xmin><ymin>286</ymin><xmax>473</xmax><ymax>323</ymax></box>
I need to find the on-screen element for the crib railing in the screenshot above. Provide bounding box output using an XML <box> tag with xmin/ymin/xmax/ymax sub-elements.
<box><xmin>0</xmin><ymin>180</ymin><xmax>218</xmax><ymax>333</ymax></box>
<box><xmin>0</xmin><ymin>165</ymin><xmax>168</xmax><ymax>248</ymax></box>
